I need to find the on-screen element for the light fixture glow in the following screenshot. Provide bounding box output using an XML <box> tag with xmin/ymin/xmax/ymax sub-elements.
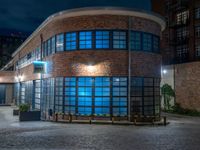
<box><xmin>162</xmin><ymin>69</ymin><xmax>167</xmax><ymax>74</ymax></box>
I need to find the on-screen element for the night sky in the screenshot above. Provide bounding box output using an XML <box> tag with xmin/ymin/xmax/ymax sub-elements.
<box><xmin>0</xmin><ymin>0</ymin><xmax>151</xmax><ymax>35</ymax></box>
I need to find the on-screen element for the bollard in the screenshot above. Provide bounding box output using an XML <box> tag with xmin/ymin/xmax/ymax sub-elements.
<box><xmin>163</xmin><ymin>116</ymin><xmax>167</xmax><ymax>126</ymax></box>
<box><xmin>69</xmin><ymin>114</ymin><xmax>72</xmax><ymax>123</ymax></box>
<box><xmin>112</xmin><ymin>117</ymin><xmax>114</xmax><ymax>124</ymax></box>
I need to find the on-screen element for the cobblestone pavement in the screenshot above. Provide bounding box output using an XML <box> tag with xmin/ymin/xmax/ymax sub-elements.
<box><xmin>0</xmin><ymin>106</ymin><xmax>200</xmax><ymax>150</ymax></box>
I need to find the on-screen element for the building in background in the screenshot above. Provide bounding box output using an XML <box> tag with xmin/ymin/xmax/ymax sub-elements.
<box><xmin>0</xmin><ymin>32</ymin><xmax>27</xmax><ymax>69</ymax></box>
<box><xmin>0</xmin><ymin>7</ymin><xmax>165</xmax><ymax>120</ymax></box>
<box><xmin>152</xmin><ymin>0</ymin><xmax>200</xmax><ymax>111</ymax></box>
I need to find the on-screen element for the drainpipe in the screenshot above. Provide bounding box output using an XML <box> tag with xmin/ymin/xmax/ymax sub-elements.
<box><xmin>128</xmin><ymin>16</ymin><xmax>131</xmax><ymax>122</ymax></box>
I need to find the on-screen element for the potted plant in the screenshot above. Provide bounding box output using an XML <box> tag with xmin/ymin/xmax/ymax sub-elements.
<box><xmin>19</xmin><ymin>103</ymin><xmax>41</xmax><ymax>121</ymax></box>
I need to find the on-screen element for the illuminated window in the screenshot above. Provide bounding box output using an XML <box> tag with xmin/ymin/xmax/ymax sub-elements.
<box><xmin>79</xmin><ymin>31</ymin><xmax>92</xmax><ymax>49</ymax></box>
<box><xmin>66</xmin><ymin>32</ymin><xmax>77</xmax><ymax>50</ymax></box>
<box><xmin>131</xmin><ymin>32</ymin><xmax>141</xmax><ymax>50</ymax></box>
<box><xmin>112</xmin><ymin>77</ymin><xmax>127</xmax><ymax>116</ymax></box>
<box><xmin>65</xmin><ymin>77</ymin><xmax>76</xmax><ymax>114</ymax></box>
<box><xmin>176</xmin><ymin>10</ymin><xmax>189</xmax><ymax>25</ymax></box>
<box><xmin>195</xmin><ymin>8</ymin><xmax>200</xmax><ymax>19</ymax></box>
<box><xmin>143</xmin><ymin>33</ymin><xmax>152</xmax><ymax>51</ymax></box>
<box><xmin>77</xmin><ymin>77</ymin><xmax>93</xmax><ymax>115</ymax></box>
<box><xmin>94</xmin><ymin>77</ymin><xmax>110</xmax><ymax>115</ymax></box>
<box><xmin>176</xmin><ymin>45</ymin><xmax>188</xmax><ymax>58</ymax></box>
<box><xmin>56</xmin><ymin>34</ymin><xmax>64</xmax><ymax>52</ymax></box>
<box><xmin>113</xmin><ymin>31</ymin><xmax>127</xmax><ymax>49</ymax></box>
<box><xmin>95</xmin><ymin>31</ymin><xmax>109</xmax><ymax>49</ymax></box>
<box><xmin>55</xmin><ymin>77</ymin><xmax>63</xmax><ymax>113</ymax></box>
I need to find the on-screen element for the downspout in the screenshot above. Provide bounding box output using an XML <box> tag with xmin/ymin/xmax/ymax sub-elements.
<box><xmin>128</xmin><ymin>16</ymin><xmax>131</xmax><ymax>121</ymax></box>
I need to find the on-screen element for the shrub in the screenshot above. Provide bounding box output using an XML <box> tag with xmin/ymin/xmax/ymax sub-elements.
<box><xmin>19</xmin><ymin>104</ymin><xmax>30</xmax><ymax>112</ymax></box>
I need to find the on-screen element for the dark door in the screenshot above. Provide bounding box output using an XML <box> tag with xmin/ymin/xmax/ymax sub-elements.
<box><xmin>0</xmin><ymin>85</ymin><xmax>6</xmax><ymax>104</ymax></box>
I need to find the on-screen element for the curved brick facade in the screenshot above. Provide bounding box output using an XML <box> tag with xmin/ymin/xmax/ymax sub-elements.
<box><xmin>1</xmin><ymin>7</ymin><xmax>165</xmax><ymax>120</ymax></box>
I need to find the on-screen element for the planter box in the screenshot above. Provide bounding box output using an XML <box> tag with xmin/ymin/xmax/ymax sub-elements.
<box><xmin>19</xmin><ymin>111</ymin><xmax>41</xmax><ymax>121</ymax></box>
<box><xmin>13</xmin><ymin>109</ymin><xmax>19</xmax><ymax>116</ymax></box>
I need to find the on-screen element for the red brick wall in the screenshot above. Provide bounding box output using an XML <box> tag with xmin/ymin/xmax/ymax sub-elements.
<box><xmin>0</xmin><ymin>71</ymin><xmax>15</xmax><ymax>83</ymax></box>
<box><xmin>175</xmin><ymin>62</ymin><xmax>200</xmax><ymax>111</ymax></box>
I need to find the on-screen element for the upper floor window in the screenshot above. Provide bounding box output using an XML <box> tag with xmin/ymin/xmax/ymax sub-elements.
<box><xmin>47</xmin><ymin>38</ymin><xmax>51</xmax><ymax>56</ymax></box>
<box><xmin>51</xmin><ymin>36</ymin><xmax>56</xmax><ymax>54</ymax></box>
<box><xmin>176</xmin><ymin>27</ymin><xmax>189</xmax><ymax>40</ymax></box>
<box><xmin>195</xmin><ymin>26</ymin><xmax>200</xmax><ymax>37</ymax></box>
<box><xmin>153</xmin><ymin>36</ymin><xmax>159</xmax><ymax>53</ymax></box>
<box><xmin>66</xmin><ymin>32</ymin><xmax>77</xmax><ymax>50</ymax></box>
<box><xmin>176</xmin><ymin>45</ymin><xmax>188</xmax><ymax>58</ymax></box>
<box><xmin>195</xmin><ymin>8</ymin><xmax>200</xmax><ymax>19</ymax></box>
<box><xmin>176</xmin><ymin>10</ymin><xmax>189</xmax><ymax>25</ymax></box>
<box><xmin>131</xmin><ymin>32</ymin><xmax>141</xmax><ymax>50</ymax></box>
<box><xmin>113</xmin><ymin>31</ymin><xmax>127</xmax><ymax>49</ymax></box>
<box><xmin>95</xmin><ymin>31</ymin><xmax>109</xmax><ymax>49</ymax></box>
<box><xmin>143</xmin><ymin>33</ymin><xmax>152</xmax><ymax>51</ymax></box>
<box><xmin>56</xmin><ymin>34</ymin><xmax>64</xmax><ymax>52</ymax></box>
<box><xmin>79</xmin><ymin>31</ymin><xmax>92</xmax><ymax>49</ymax></box>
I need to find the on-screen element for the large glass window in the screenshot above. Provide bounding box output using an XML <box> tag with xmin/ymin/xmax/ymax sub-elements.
<box><xmin>112</xmin><ymin>77</ymin><xmax>127</xmax><ymax>116</ymax></box>
<box><xmin>55</xmin><ymin>77</ymin><xmax>63</xmax><ymax>113</ymax></box>
<box><xmin>95</xmin><ymin>31</ymin><xmax>109</xmax><ymax>49</ymax></box>
<box><xmin>56</xmin><ymin>34</ymin><xmax>64</xmax><ymax>52</ymax></box>
<box><xmin>113</xmin><ymin>31</ymin><xmax>127</xmax><ymax>49</ymax></box>
<box><xmin>143</xmin><ymin>33</ymin><xmax>152</xmax><ymax>51</ymax></box>
<box><xmin>77</xmin><ymin>77</ymin><xmax>93</xmax><ymax>115</ymax></box>
<box><xmin>94</xmin><ymin>77</ymin><xmax>110</xmax><ymax>115</ymax></box>
<box><xmin>34</xmin><ymin>80</ymin><xmax>41</xmax><ymax>110</ymax></box>
<box><xmin>66</xmin><ymin>32</ymin><xmax>77</xmax><ymax>50</ymax></box>
<box><xmin>79</xmin><ymin>31</ymin><xmax>92</xmax><ymax>49</ymax></box>
<box><xmin>65</xmin><ymin>77</ymin><xmax>76</xmax><ymax>114</ymax></box>
<box><xmin>131</xmin><ymin>32</ymin><xmax>141</xmax><ymax>50</ymax></box>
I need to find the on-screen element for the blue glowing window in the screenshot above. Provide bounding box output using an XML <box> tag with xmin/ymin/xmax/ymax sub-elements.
<box><xmin>95</xmin><ymin>31</ymin><xmax>109</xmax><ymax>49</ymax></box>
<box><xmin>79</xmin><ymin>31</ymin><xmax>92</xmax><ymax>49</ymax></box>
<box><xmin>65</xmin><ymin>106</ymin><xmax>76</xmax><ymax>114</ymax></box>
<box><xmin>113</xmin><ymin>77</ymin><xmax>127</xmax><ymax>86</ymax></box>
<box><xmin>95</xmin><ymin>87</ymin><xmax>110</xmax><ymax>96</ymax></box>
<box><xmin>65</xmin><ymin>87</ymin><xmax>76</xmax><ymax>96</ymax></box>
<box><xmin>65</xmin><ymin>77</ymin><xmax>76</xmax><ymax>86</ymax></box>
<box><xmin>95</xmin><ymin>108</ymin><xmax>110</xmax><ymax>115</ymax></box>
<box><xmin>66</xmin><ymin>32</ymin><xmax>77</xmax><ymax>50</ymax></box>
<box><xmin>78</xmin><ymin>77</ymin><xmax>92</xmax><ymax>86</ymax></box>
<box><xmin>143</xmin><ymin>33</ymin><xmax>152</xmax><ymax>51</ymax></box>
<box><xmin>78</xmin><ymin>97</ymin><xmax>92</xmax><ymax>106</ymax></box>
<box><xmin>78</xmin><ymin>87</ymin><xmax>92</xmax><ymax>96</ymax></box>
<box><xmin>131</xmin><ymin>32</ymin><xmax>141</xmax><ymax>50</ymax></box>
<box><xmin>56</xmin><ymin>34</ymin><xmax>64</xmax><ymax>52</ymax></box>
<box><xmin>113</xmin><ymin>31</ymin><xmax>127</xmax><ymax>49</ymax></box>
<box><xmin>153</xmin><ymin>36</ymin><xmax>160</xmax><ymax>53</ymax></box>
<box><xmin>65</xmin><ymin>97</ymin><xmax>76</xmax><ymax>105</ymax></box>
<box><xmin>78</xmin><ymin>107</ymin><xmax>92</xmax><ymax>115</ymax></box>
<box><xmin>95</xmin><ymin>77</ymin><xmax>110</xmax><ymax>86</ymax></box>
<box><xmin>95</xmin><ymin>97</ymin><xmax>110</xmax><ymax>107</ymax></box>
<box><xmin>113</xmin><ymin>87</ymin><xmax>127</xmax><ymax>96</ymax></box>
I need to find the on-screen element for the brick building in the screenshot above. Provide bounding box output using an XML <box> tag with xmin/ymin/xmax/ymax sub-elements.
<box><xmin>152</xmin><ymin>0</ymin><xmax>200</xmax><ymax>111</ymax></box>
<box><xmin>0</xmin><ymin>7</ymin><xmax>165</xmax><ymax>120</ymax></box>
